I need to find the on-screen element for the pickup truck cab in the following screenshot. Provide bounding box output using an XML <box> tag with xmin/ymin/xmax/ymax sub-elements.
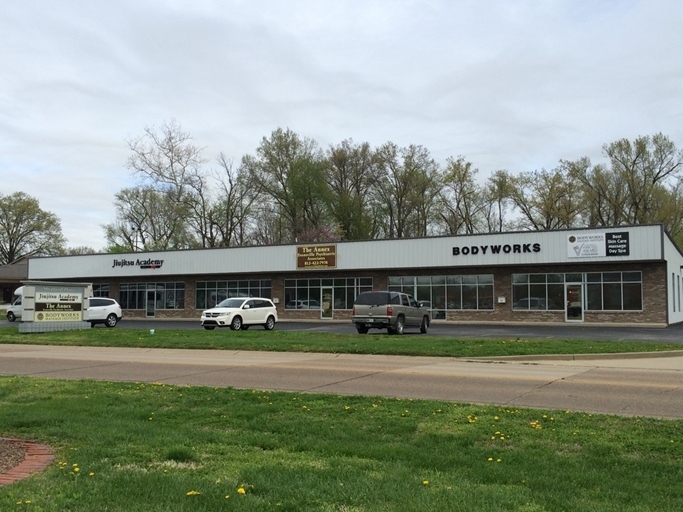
<box><xmin>352</xmin><ymin>291</ymin><xmax>430</xmax><ymax>335</ymax></box>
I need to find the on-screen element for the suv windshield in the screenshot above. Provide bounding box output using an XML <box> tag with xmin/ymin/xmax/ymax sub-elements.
<box><xmin>216</xmin><ymin>298</ymin><xmax>246</xmax><ymax>309</ymax></box>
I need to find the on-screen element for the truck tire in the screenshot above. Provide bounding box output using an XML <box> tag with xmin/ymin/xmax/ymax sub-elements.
<box><xmin>389</xmin><ymin>315</ymin><xmax>405</xmax><ymax>335</ymax></box>
<box><xmin>356</xmin><ymin>325</ymin><xmax>369</xmax><ymax>334</ymax></box>
<box><xmin>420</xmin><ymin>316</ymin><xmax>428</xmax><ymax>334</ymax></box>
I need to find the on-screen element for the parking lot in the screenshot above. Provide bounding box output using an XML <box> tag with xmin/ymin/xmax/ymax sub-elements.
<box><xmin>109</xmin><ymin>319</ymin><xmax>683</xmax><ymax>344</ymax></box>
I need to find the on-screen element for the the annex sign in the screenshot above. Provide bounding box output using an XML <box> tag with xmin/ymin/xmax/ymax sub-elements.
<box><xmin>297</xmin><ymin>244</ymin><xmax>337</xmax><ymax>269</ymax></box>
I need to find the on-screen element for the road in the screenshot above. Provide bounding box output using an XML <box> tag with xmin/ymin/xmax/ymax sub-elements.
<box><xmin>1</xmin><ymin>343</ymin><xmax>682</xmax><ymax>419</ymax></box>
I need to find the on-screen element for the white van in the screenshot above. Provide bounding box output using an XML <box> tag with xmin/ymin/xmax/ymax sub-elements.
<box><xmin>6</xmin><ymin>286</ymin><xmax>24</xmax><ymax>322</ymax></box>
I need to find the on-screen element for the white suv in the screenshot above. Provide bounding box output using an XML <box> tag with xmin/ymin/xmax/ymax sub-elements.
<box><xmin>201</xmin><ymin>297</ymin><xmax>278</xmax><ymax>331</ymax></box>
<box><xmin>88</xmin><ymin>298</ymin><xmax>123</xmax><ymax>327</ymax></box>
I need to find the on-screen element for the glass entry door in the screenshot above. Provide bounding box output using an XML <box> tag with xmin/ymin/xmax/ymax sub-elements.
<box><xmin>321</xmin><ymin>288</ymin><xmax>333</xmax><ymax>319</ymax></box>
<box><xmin>146</xmin><ymin>290</ymin><xmax>156</xmax><ymax>317</ymax></box>
<box><xmin>565</xmin><ymin>284</ymin><xmax>583</xmax><ymax>322</ymax></box>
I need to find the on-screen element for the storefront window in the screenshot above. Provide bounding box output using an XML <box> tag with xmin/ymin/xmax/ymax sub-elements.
<box><xmin>585</xmin><ymin>272</ymin><xmax>642</xmax><ymax>311</ymax></box>
<box><xmin>195</xmin><ymin>280</ymin><xmax>271</xmax><ymax>310</ymax></box>
<box><xmin>284</xmin><ymin>277</ymin><xmax>372</xmax><ymax>310</ymax></box>
<box><xmin>514</xmin><ymin>272</ymin><xmax>642</xmax><ymax>311</ymax></box>
<box><xmin>92</xmin><ymin>284</ymin><xmax>109</xmax><ymax>297</ymax></box>
<box><xmin>119</xmin><ymin>282</ymin><xmax>185</xmax><ymax>310</ymax></box>
<box><xmin>512</xmin><ymin>274</ymin><xmax>558</xmax><ymax>310</ymax></box>
<box><xmin>389</xmin><ymin>275</ymin><xmax>494</xmax><ymax>318</ymax></box>
<box><xmin>119</xmin><ymin>283</ymin><xmax>145</xmax><ymax>309</ymax></box>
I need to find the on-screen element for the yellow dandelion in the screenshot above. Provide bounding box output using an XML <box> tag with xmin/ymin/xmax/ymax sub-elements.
<box><xmin>237</xmin><ymin>487</ymin><xmax>246</xmax><ymax>495</ymax></box>
<box><xmin>186</xmin><ymin>490</ymin><xmax>201</xmax><ymax>496</ymax></box>
<box><xmin>422</xmin><ymin>480</ymin><xmax>429</xmax><ymax>486</ymax></box>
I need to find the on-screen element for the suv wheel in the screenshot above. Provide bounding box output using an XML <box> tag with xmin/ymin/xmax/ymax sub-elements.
<box><xmin>105</xmin><ymin>314</ymin><xmax>118</xmax><ymax>328</ymax></box>
<box><xmin>6</xmin><ymin>311</ymin><xmax>16</xmax><ymax>322</ymax></box>
<box><xmin>264</xmin><ymin>315</ymin><xmax>276</xmax><ymax>331</ymax></box>
<box><xmin>230</xmin><ymin>316</ymin><xmax>242</xmax><ymax>331</ymax></box>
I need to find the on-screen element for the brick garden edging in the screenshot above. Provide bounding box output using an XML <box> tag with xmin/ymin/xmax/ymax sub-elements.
<box><xmin>0</xmin><ymin>438</ymin><xmax>54</xmax><ymax>487</ymax></box>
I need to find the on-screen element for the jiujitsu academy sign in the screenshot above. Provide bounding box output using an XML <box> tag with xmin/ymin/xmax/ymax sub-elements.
<box><xmin>34</xmin><ymin>285</ymin><xmax>83</xmax><ymax>322</ymax></box>
<box><xmin>112</xmin><ymin>257</ymin><xmax>164</xmax><ymax>269</ymax></box>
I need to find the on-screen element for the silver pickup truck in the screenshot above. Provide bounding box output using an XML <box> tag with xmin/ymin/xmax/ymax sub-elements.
<box><xmin>351</xmin><ymin>291</ymin><xmax>431</xmax><ymax>335</ymax></box>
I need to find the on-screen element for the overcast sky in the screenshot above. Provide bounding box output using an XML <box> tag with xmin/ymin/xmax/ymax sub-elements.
<box><xmin>1</xmin><ymin>0</ymin><xmax>682</xmax><ymax>250</ymax></box>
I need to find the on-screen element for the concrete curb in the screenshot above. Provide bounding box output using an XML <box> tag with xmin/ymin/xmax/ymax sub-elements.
<box><xmin>469</xmin><ymin>350</ymin><xmax>683</xmax><ymax>362</ymax></box>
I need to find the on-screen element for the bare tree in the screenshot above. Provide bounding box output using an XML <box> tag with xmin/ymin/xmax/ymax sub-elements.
<box><xmin>438</xmin><ymin>156</ymin><xmax>484</xmax><ymax>235</ymax></box>
<box><xmin>604</xmin><ymin>133</ymin><xmax>683</xmax><ymax>224</ymax></box>
<box><xmin>122</xmin><ymin>120</ymin><xmax>207</xmax><ymax>248</ymax></box>
<box><xmin>243</xmin><ymin>128</ymin><xmax>330</xmax><ymax>243</ymax></box>
<box><xmin>326</xmin><ymin>139</ymin><xmax>378</xmax><ymax>240</ymax></box>
<box><xmin>481</xmin><ymin>170</ymin><xmax>513</xmax><ymax>233</ymax></box>
<box><xmin>508</xmin><ymin>166</ymin><xmax>583</xmax><ymax>231</ymax></box>
<box><xmin>208</xmin><ymin>154</ymin><xmax>261</xmax><ymax>247</ymax></box>
<box><xmin>103</xmin><ymin>187</ymin><xmax>193</xmax><ymax>251</ymax></box>
<box><xmin>374</xmin><ymin>143</ymin><xmax>441</xmax><ymax>238</ymax></box>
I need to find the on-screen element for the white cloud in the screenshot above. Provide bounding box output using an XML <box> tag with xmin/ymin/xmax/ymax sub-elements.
<box><xmin>1</xmin><ymin>0</ymin><xmax>682</xmax><ymax>248</ymax></box>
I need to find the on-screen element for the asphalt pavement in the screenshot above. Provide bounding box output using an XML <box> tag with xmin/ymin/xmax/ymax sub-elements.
<box><xmin>1</xmin><ymin>343</ymin><xmax>682</xmax><ymax>419</ymax></box>
<box><xmin>112</xmin><ymin>319</ymin><xmax>683</xmax><ymax>343</ymax></box>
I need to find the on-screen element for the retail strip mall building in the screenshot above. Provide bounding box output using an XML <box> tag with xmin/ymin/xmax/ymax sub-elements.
<box><xmin>26</xmin><ymin>224</ymin><xmax>683</xmax><ymax>326</ymax></box>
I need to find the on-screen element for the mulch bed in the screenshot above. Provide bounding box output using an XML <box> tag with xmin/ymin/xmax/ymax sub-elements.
<box><xmin>0</xmin><ymin>438</ymin><xmax>54</xmax><ymax>487</ymax></box>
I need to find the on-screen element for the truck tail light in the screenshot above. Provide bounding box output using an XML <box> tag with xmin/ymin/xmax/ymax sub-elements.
<box><xmin>352</xmin><ymin>306</ymin><xmax>355</xmax><ymax>315</ymax></box>
<box><xmin>387</xmin><ymin>306</ymin><xmax>393</xmax><ymax>316</ymax></box>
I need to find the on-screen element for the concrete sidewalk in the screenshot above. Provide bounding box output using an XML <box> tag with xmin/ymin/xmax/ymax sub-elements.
<box><xmin>1</xmin><ymin>344</ymin><xmax>682</xmax><ymax>418</ymax></box>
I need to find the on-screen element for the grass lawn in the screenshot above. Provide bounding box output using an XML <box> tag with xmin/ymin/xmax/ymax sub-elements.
<box><xmin>0</xmin><ymin>325</ymin><xmax>681</xmax><ymax>358</ymax></box>
<box><xmin>1</xmin><ymin>376</ymin><xmax>682</xmax><ymax>511</ymax></box>
<box><xmin>1</xmin><ymin>326</ymin><xmax>681</xmax><ymax>510</ymax></box>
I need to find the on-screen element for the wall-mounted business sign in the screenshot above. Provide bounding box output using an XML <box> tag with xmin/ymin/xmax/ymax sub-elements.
<box><xmin>297</xmin><ymin>244</ymin><xmax>337</xmax><ymax>269</ymax></box>
<box><xmin>112</xmin><ymin>257</ymin><xmax>164</xmax><ymax>269</ymax></box>
<box><xmin>567</xmin><ymin>232</ymin><xmax>630</xmax><ymax>258</ymax></box>
<box><xmin>452</xmin><ymin>242</ymin><xmax>541</xmax><ymax>256</ymax></box>
<box><xmin>34</xmin><ymin>285</ymin><xmax>83</xmax><ymax>322</ymax></box>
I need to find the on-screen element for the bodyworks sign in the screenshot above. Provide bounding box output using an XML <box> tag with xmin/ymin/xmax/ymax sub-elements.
<box><xmin>112</xmin><ymin>257</ymin><xmax>164</xmax><ymax>269</ymax></box>
<box><xmin>452</xmin><ymin>242</ymin><xmax>541</xmax><ymax>256</ymax></box>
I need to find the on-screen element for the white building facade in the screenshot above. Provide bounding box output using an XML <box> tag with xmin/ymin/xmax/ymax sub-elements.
<box><xmin>27</xmin><ymin>224</ymin><xmax>683</xmax><ymax>326</ymax></box>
